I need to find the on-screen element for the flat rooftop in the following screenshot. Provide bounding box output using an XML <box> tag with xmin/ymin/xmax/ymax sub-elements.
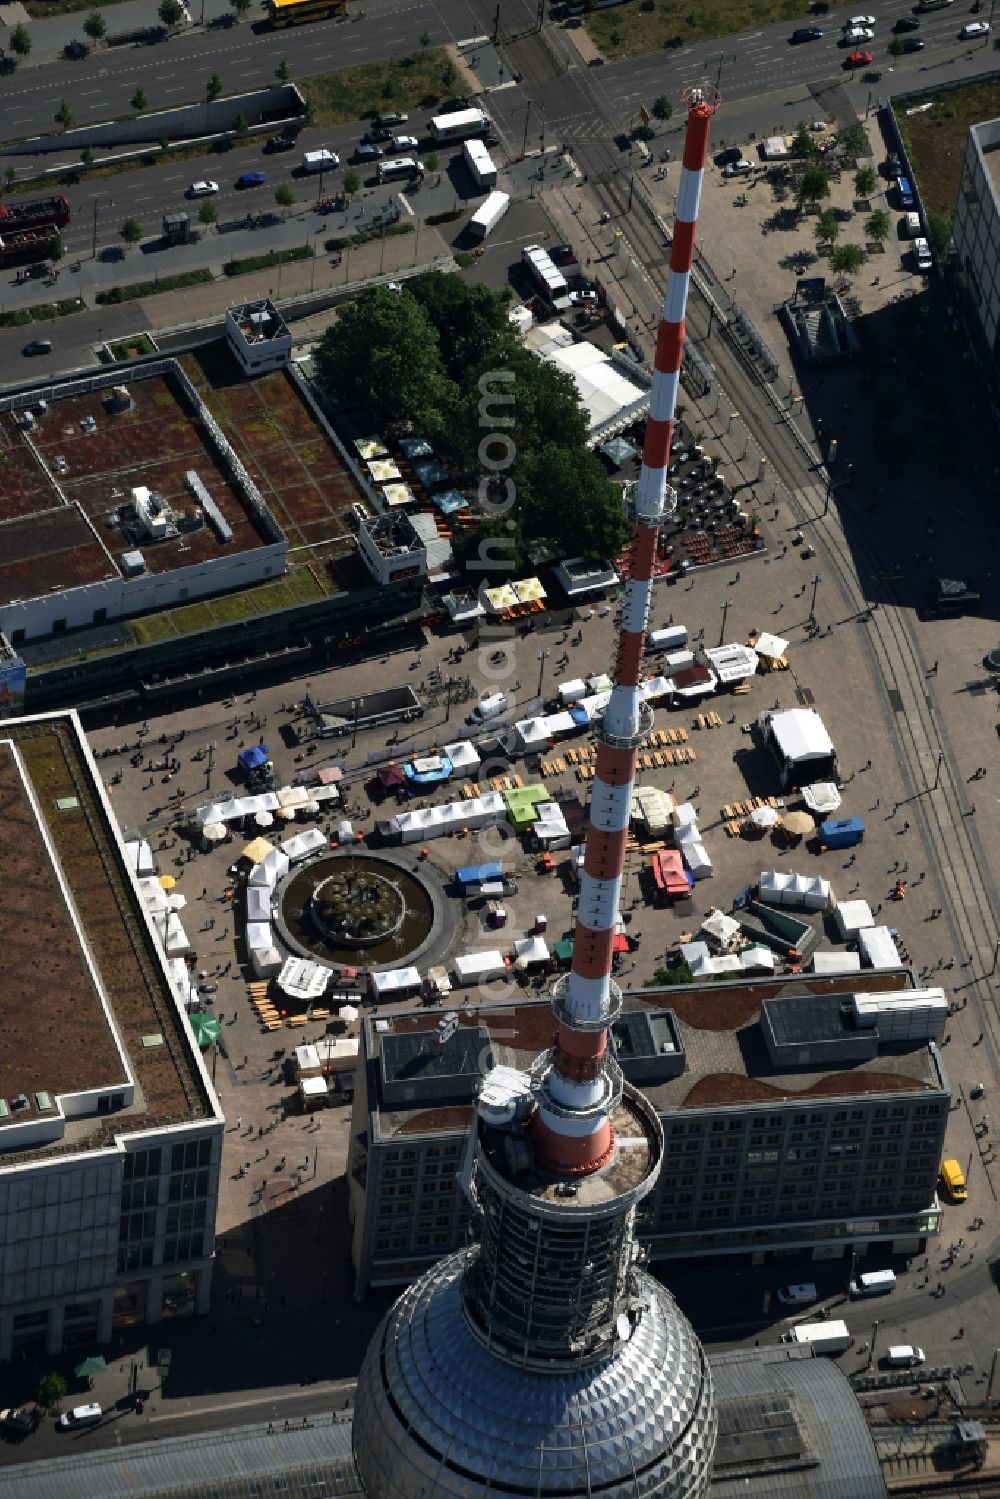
<box><xmin>368</xmin><ymin>970</ymin><xmax>939</xmax><ymax>1140</ymax></box>
<box><xmin>0</xmin><ymin>372</ymin><xmax>274</xmax><ymax>603</ymax></box>
<box><xmin>0</xmin><ymin>712</ymin><xmax>211</xmax><ymax>1160</ymax></box>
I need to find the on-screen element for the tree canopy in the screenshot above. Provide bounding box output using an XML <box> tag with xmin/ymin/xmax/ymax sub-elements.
<box><xmin>313</xmin><ymin>273</ymin><xmax>627</xmax><ymax>562</ymax></box>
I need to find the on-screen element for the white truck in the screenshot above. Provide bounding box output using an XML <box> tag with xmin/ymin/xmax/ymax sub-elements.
<box><xmin>781</xmin><ymin>1319</ymin><xmax>851</xmax><ymax>1354</ymax></box>
<box><xmin>302</xmin><ymin>149</ymin><xmax>339</xmax><ymax>174</ymax></box>
<box><xmin>464</xmin><ymin>137</ymin><xmax>498</xmax><ymax>189</ymax></box>
<box><xmin>469</xmin><ymin>190</ymin><xmax>510</xmax><ymax>242</ymax></box>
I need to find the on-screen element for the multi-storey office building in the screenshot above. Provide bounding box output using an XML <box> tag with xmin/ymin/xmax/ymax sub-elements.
<box><xmin>349</xmin><ymin>972</ymin><xmax>947</xmax><ymax>1297</ymax></box>
<box><xmin>0</xmin><ymin>711</ymin><xmax>222</xmax><ymax>1360</ymax></box>
<box><xmin>953</xmin><ymin>117</ymin><xmax>1000</xmax><ymax>409</ymax></box>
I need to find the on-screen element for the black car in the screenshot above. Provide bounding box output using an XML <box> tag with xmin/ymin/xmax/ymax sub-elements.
<box><xmin>23</xmin><ymin>339</ymin><xmax>53</xmax><ymax>356</ymax></box>
<box><xmin>899</xmin><ymin>36</ymin><xmax>925</xmax><ymax>49</ymax></box>
<box><xmin>63</xmin><ymin>38</ymin><xmax>89</xmax><ymax>57</ymax></box>
<box><xmin>437</xmin><ymin>97</ymin><xmax>472</xmax><ymax>113</ymax></box>
<box><xmin>715</xmin><ymin>146</ymin><xmax>744</xmax><ymax>166</ymax></box>
<box><xmin>264</xmin><ymin>134</ymin><xmax>296</xmax><ymax>153</ymax></box>
<box><xmin>893</xmin><ymin>14</ymin><xmax>920</xmax><ymax>28</ymax></box>
<box><xmin>885</xmin><ymin>151</ymin><xmax>902</xmax><ymax>177</ymax></box>
<box><xmin>790</xmin><ymin>25</ymin><xmax>823</xmax><ymax>40</ymax></box>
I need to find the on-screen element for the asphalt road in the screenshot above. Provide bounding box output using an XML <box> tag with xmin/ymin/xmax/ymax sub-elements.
<box><xmin>5</xmin><ymin>0</ymin><xmax>998</xmax><ymax>162</ymax></box>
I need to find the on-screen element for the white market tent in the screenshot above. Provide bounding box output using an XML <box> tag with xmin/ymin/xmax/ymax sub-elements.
<box><xmin>299</xmin><ymin>1076</ymin><xmax>329</xmax><ymax>1105</ymax></box>
<box><xmin>442</xmin><ymin>740</ymin><xmax>481</xmax><ymax>773</ymax></box>
<box><xmin>533</xmin><ymin>803</ymin><xmax>570</xmax><ymax>849</ymax></box>
<box><xmin>393</xmin><ymin>792</ymin><xmax>506</xmax><ymax>845</ymax></box>
<box><xmin>152</xmin><ymin>909</ymin><xmax>193</xmax><ymax>956</ymax></box>
<box><xmin>515</xmin><ymin>718</ymin><xmax>552</xmax><ymax>753</ymax></box>
<box><xmin>632</xmin><ymin>785</ymin><xmax>675</xmax><ymax>835</ymax></box>
<box><xmin>704</xmin><ymin>643</ymin><xmax>758</xmax><ymax>685</ymax></box>
<box><xmin>277</xmin><ymin>785</ymin><xmax>310</xmax><ymax>813</ymax></box>
<box><xmin>701</xmin><ymin>909</ymin><xmax>741</xmax><ymax>950</ymax></box>
<box><xmin>454</xmin><ymin>950</ymin><xmax>507</xmax><ymax>985</ymax></box>
<box><xmin>802</xmin><ymin>782</ymin><xmax>842</xmax><ymax>814</ymax></box>
<box><xmin>281</xmin><ymin>828</ymin><xmax>328</xmax><ymax>864</ymax></box>
<box><xmin>558</xmin><ymin>678</ymin><xmax>588</xmax><ymax>704</ymax></box>
<box><xmin>370</xmin><ymin>966</ymin><xmax>422</xmax><ymax>1000</ymax></box>
<box><xmin>249</xmin><ymin>848</ymin><xmax>291</xmax><ymax>889</ymax></box>
<box><xmin>640</xmin><ymin>675</ymin><xmax>673</xmax><ymax>704</ymax></box>
<box><xmin>759</xmin><ymin>869</ymin><xmax>832</xmax><ymax>911</ymax></box>
<box><xmin>673</xmin><ymin>802</ymin><xmax>698</xmax><ymax>835</ymax></box>
<box><xmin>295</xmin><ymin>1043</ymin><xmax>322</xmax><ymax>1078</ymax></box>
<box><xmin>246</xmin><ymin>921</ymin><xmax>274</xmax><ymax>952</ymax></box>
<box><xmin>278</xmin><ymin>957</ymin><xmax>329</xmax><ymax>1003</ymax></box>
<box><xmin>680</xmin><ymin>940</ymin><xmax>712</xmax><ymax>975</ymax></box>
<box><xmin>246</xmin><ymin>884</ymin><xmax>271</xmax><ymax>923</ymax></box>
<box><xmin>754</xmin><ymin>632</ymin><xmax>789</xmax><ymax>662</ymax></box>
<box><xmin>169</xmin><ymin>955</ymin><xmax>195</xmax><ymax>1008</ymax></box>
<box><xmin>252</xmin><ymin>946</ymin><xmax>283</xmax><ymax>978</ymax></box>
<box><xmin>513</xmin><ymin>935</ymin><xmax>550</xmax><ymax>970</ymax></box>
<box><xmin>125</xmin><ymin>839</ymin><xmax>156</xmax><ymax>877</ymax></box>
<box><xmin>138</xmin><ymin>875</ymin><xmax>169</xmax><ymax>913</ymax></box>
<box><xmin>834</xmin><ymin>899</ymin><xmax>874</xmax><ymax>938</ymax></box>
<box><xmin>572</xmin><ymin>692</ymin><xmax>612</xmax><ymax>725</ymax></box>
<box><xmin>767</xmin><ymin>708</ymin><xmax>834</xmax><ymax>767</ymax></box>
<box><xmin>740</xmin><ymin>945</ymin><xmax>776</xmax><ymax>973</ymax></box>
<box><xmin>810</xmin><ymin>950</ymin><xmax>862</xmax><ymax>974</ymax></box>
<box><xmin>682</xmin><ymin>841</ymin><xmax>713</xmax><ymax>880</ymax></box>
<box><xmin>537</xmin><ymin>336</ymin><xmax>648</xmax><ymax>435</ymax></box>
<box><xmin>858</xmin><ymin>926</ymin><xmax>902</xmax><ymax>970</ymax></box>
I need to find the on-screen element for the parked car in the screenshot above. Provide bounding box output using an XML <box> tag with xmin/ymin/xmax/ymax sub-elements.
<box><xmin>264</xmin><ymin>134</ymin><xmax>296</xmax><ymax>153</ymax></box>
<box><xmin>568</xmin><ymin>289</ymin><xmax>599</xmax><ymax>304</ymax></box>
<box><xmin>893</xmin><ymin>14</ymin><xmax>921</xmax><ymax>29</ymax></box>
<box><xmin>902</xmin><ymin>210</ymin><xmax>922</xmax><ymax>237</ymax></box>
<box><xmin>885</xmin><ymin>152</ymin><xmax>902</xmax><ymax>177</ymax></box>
<box><xmin>353</xmin><ymin>143</ymin><xmax>383</xmax><ymax>162</ymax></box>
<box><xmin>722</xmin><ymin>159</ymin><xmax>755</xmax><ymax>178</ymax></box>
<box><xmin>899</xmin><ymin>36</ymin><xmax>925</xmax><ymax>49</ymax></box>
<box><xmin>391</xmin><ymin>135</ymin><xmax>419</xmax><ymax>150</ymax></box>
<box><xmin>846</xmin><ymin>12</ymin><xmax>876</xmax><ymax>23</ymax></box>
<box><xmin>960</xmin><ymin>19</ymin><xmax>990</xmax><ymax>35</ymax></box>
<box><xmin>844</xmin><ymin>48</ymin><xmax>873</xmax><ymax>65</ymax></box>
<box><xmin>715</xmin><ymin>146</ymin><xmax>745</xmax><ymax>165</ymax></box>
<box><xmin>886</xmin><ymin>1345</ymin><xmax>925</xmax><ymax>1368</ymax></box>
<box><xmin>186</xmin><ymin>180</ymin><xmax>219</xmax><ymax>197</ymax></box>
<box><xmin>376</xmin><ymin>111</ymin><xmax>409</xmax><ymax>127</ymax></box>
<box><xmin>790</xmin><ymin>25</ymin><xmax>823</xmax><ymax>39</ymax></box>
<box><xmin>913</xmin><ymin>236</ymin><xmax>933</xmax><ymax>270</ymax></box>
<box><xmin>776</xmin><ymin>1283</ymin><xmax>818</xmax><ymax>1306</ymax></box>
<box><xmin>842</xmin><ymin>26</ymin><xmax>875</xmax><ymax>41</ymax></box>
<box><xmin>235</xmin><ymin>171</ymin><xmax>266</xmax><ymax>189</ymax></box>
<box><xmin>0</xmin><ymin>1407</ymin><xmax>38</xmax><ymax>1436</ymax></box>
<box><xmin>22</xmin><ymin>339</ymin><xmax>53</xmax><ymax>356</ymax></box>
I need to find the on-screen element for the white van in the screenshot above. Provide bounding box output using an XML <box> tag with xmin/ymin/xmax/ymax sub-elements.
<box><xmin>886</xmin><ymin>1345</ymin><xmax>925</xmax><ymax>1368</ymax></box>
<box><xmin>302</xmin><ymin>149</ymin><xmax>339</xmax><ymax>174</ymax></box>
<box><xmin>58</xmin><ymin>1403</ymin><xmax>102</xmax><ymax>1429</ymax></box>
<box><xmin>851</xmin><ymin>1269</ymin><xmax>896</xmax><ymax>1298</ymax></box>
<box><xmin>378</xmin><ymin>157</ymin><xmax>424</xmax><ymax>184</ymax></box>
<box><xmin>468</xmin><ymin>692</ymin><xmax>508</xmax><ymax>725</ymax></box>
<box><xmin>776</xmin><ymin>1282</ymin><xmax>817</xmax><ymax>1306</ymax></box>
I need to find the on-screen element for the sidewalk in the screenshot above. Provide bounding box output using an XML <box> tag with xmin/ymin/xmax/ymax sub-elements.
<box><xmin>0</xmin><ymin>0</ymin><xmax>235</xmax><ymax>64</ymax></box>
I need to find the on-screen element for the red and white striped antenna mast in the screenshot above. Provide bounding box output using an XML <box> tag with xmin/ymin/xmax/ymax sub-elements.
<box><xmin>529</xmin><ymin>82</ymin><xmax>721</xmax><ymax>1177</ymax></box>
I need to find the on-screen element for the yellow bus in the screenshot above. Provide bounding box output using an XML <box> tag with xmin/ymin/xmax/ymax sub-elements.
<box><xmin>266</xmin><ymin>0</ymin><xmax>345</xmax><ymax>27</ymax></box>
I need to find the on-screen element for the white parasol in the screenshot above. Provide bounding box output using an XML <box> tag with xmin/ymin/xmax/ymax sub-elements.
<box><xmin>302</xmin><ymin>800</ymin><xmax>321</xmax><ymax>817</ymax></box>
<box><xmin>255</xmin><ymin>810</ymin><xmax>274</xmax><ymax>828</ymax></box>
<box><xmin>750</xmin><ymin>806</ymin><xmax>779</xmax><ymax>829</ymax></box>
<box><xmin>168</xmin><ymin>893</ymin><xmax>187</xmax><ymax>910</ymax></box>
<box><xmin>202</xmin><ymin>822</ymin><xmax>227</xmax><ymax>842</ymax></box>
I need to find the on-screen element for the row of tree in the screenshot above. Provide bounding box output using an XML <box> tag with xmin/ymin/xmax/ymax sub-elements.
<box><xmin>313</xmin><ymin>276</ymin><xmax>631</xmax><ymax>566</ymax></box>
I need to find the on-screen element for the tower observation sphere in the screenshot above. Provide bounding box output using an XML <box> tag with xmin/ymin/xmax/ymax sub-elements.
<box><xmin>352</xmin><ymin>82</ymin><xmax>721</xmax><ymax>1499</ymax></box>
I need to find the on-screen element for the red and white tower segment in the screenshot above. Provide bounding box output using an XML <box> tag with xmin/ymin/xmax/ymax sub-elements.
<box><xmin>530</xmin><ymin>84</ymin><xmax>719</xmax><ymax>1179</ymax></box>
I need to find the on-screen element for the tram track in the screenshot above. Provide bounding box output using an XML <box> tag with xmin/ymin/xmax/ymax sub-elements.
<box><xmin>556</xmin><ymin>144</ymin><xmax>999</xmax><ymax>1038</ymax></box>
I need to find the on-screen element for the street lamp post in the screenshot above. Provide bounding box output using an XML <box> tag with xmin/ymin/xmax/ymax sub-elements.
<box><xmin>719</xmin><ymin>598</ymin><xmax>731</xmax><ymax>647</ymax></box>
<box><xmin>204</xmin><ymin>740</ymin><xmax>216</xmax><ymax>792</ymax></box>
<box><xmin>350</xmin><ymin>699</ymin><xmax>359</xmax><ymax>751</ymax></box>
<box><xmin>809</xmin><ymin>573</ymin><xmax>822</xmax><ymax>622</ymax></box>
<box><xmin>537</xmin><ymin>648</ymin><xmax>550</xmax><ymax>699</ymax></box>
<box><xmin>92</xmin><ymin>194</ymin><xmax>112</xmax><ymax>260</ymax></box>
<box><xmin>521</xmin><ymin>101</ymin><xmax>532</xmax><ymax>158</ymax></box>
<box><xmin>868</xmin><ymin>1318</ymin><xmax>879</xmax><ymax>1371</ymax></box>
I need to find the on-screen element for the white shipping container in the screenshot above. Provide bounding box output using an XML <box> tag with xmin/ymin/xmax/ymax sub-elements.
<box><xmin>453</xmin><ymin>950</ymin><xmax>507</xmax><ymax>985</ymax></box>
<box><xmin>464</xmin><ymin>137</ymin><xmax>498</xmax><ymax>188</ymax></box>
<box><xmin>469</xmin><ymin>190</ymin><xmax>510</xmax><ymax>241</ymax></box>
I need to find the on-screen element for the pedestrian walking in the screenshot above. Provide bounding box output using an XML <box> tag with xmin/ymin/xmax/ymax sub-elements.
<box><xmin>236</xmin><ymin>1115</ymin><xmax>242</xmax><ymax>1131</ymax></box>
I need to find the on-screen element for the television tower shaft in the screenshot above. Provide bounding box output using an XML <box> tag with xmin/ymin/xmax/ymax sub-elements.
<box><xmin>530</xmin><ymin>85</ymin><xmax>720</xmax><ymax>1178</ymax></box>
